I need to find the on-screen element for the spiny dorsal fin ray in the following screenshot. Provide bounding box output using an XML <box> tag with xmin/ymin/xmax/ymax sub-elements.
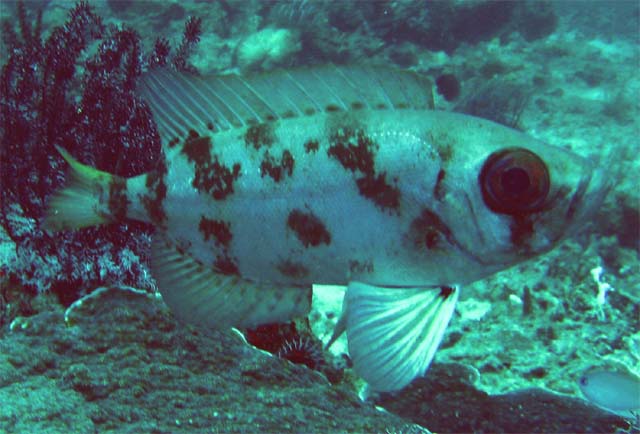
<box><xmin>137</xmin><ymin>65</ymin><xmax>434</xmax><ymax>148</ymax></box>
<box><xmin>150</xmin><ymin>236</ymin><xmax>312</xmax><ymax>329</ymax></box>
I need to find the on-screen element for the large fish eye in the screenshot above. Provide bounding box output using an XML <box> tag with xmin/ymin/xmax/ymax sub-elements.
<box><xmin>479</xmin><ymin>148</ymin><xmax>550</xmax><ymax>215</ymax></box>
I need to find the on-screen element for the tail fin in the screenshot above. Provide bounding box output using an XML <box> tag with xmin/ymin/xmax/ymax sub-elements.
<box><xmin>44</xmin><ymin>146</ymin><xmax>116</xmax><ymax>232</ymax></box>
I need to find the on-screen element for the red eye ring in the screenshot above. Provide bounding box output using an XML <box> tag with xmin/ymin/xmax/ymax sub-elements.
<box><xmin>479</xmin><ymin>148</ymin><xmax>550</xmax><ymax>215</ymax></box>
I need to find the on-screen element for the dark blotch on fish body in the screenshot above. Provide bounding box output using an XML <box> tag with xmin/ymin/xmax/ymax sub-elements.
<box><xmin>276</xmin><ymin>260</ymin><xmax>310</xmax><ymax>279</ymax></box>
<box><xmin>287</xmin><ymin>209</ymin><xmax>331</xmax><ymax>248</ymax></box>
<box><xmin>510</xmin><ymin>215</ymin><xmax>535</xmax><ymax>251</ymax></box>
<box><xmin>260</xmin><ymin>150</ymin><xmax>294</xmax><ymax>182</ymax></box>
<box><xmin>437</xmin><ymin>142</ymin><xmax>453</xmax><ymax>163</ymax></box>
<box><xmin>356</xmin><ymin>173</ymin><xmax>400</xmax><ymax>211</ymax></box>
<box><xmin>199</xmin><ymin>216</ymin><xmax>232</xmax><ymax>247</ymax></box>
<box><xmin>327</xmin><ymin>127</ymin><xmax>376</xmax><ymax>175</ymax></box>
<box><xmin>194</xmin><ymin>158</ymin><xmax>241</xmax><ymax>200</ymax></box>
<box><xmin>434</xmin><ymin>169</ymin><xmax>446</xmax><ymax>201</ymax></box>
<box><xmin>183</xmin><ymin>136</ymin><xmax>241</xmax><ymax>200</ymax></box>
<box><xmin>141</xmin><ymin>159</ymin><xmax>168</xmax><ymax>227</ymax></box>
<box><xmin>304</xmin><ymin>139</ymin><xmax>319</xmax><ymax>153</ymax></box>
<box><xmin>168</xmin><ymin>137</ymin><xmax>180</xmax><ymax>148</ymax></box>
<box><xmin>328</xmin><ymin>127</ymin><xmax>400</xmax><ymax>212</ymax></box>
<box><xmin>281</xmin><ymin>151</ymin><xmax>294</xmax><ymax>177</ymax></box>
<box><xmin>244</xmin><ymin>123</ymin><xmax>275</xmax><ymax>150</ymax></box>
<box><xmin>348</xmin><ymin>259</ymin><xmax>374</xmax><ymax>274</ymax></box>
<box><xmin>182</xmin><ymin>135</ymin><xmax>212</xmax><ymax>166</ymax></box>
<box><xmin>108</xmin><ymin>177</ymin><xmax>129</xmax><ymax>222</ymax></box>
<box><xmin>214</xmin><ymin>255</ymin><xmax>239</xmax><ymax>276</ymax></box>
<box><xmin>439</xmin><ymin>286</ymin><xmax>455</xmax><ymax>298</ymax></box>
<box><xmin>409</xmin><ymin>209</ymin><xmax>454</xmax><ymax>250</ymax></box>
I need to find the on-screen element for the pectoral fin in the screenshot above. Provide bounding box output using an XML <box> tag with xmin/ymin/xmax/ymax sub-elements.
<box><xmin>345</xmin><ymin>282</ymin><xmax>459</xmax><ymax>392</ymax></box>
<box><xmin>151</xmin><ymin>236</ymin><xmax>311</xmax><ymax>329</ymax></box>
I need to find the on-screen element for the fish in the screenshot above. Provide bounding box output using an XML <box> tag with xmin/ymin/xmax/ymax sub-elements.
<box><xmin>44</xmin><ymin>65</ymin><xmax>608</xmax><ymax>392</ymax></box>
<box><xmin>579</xmin><ymin>368</ymin><xmax>640</xmax><ymax>416</ymax></box>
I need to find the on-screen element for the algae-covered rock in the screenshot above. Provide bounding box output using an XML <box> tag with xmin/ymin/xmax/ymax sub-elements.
<box><xmin>0</xmin><ymin>287</ymin><xmax>410</xmax><ymax>433</ymax></box>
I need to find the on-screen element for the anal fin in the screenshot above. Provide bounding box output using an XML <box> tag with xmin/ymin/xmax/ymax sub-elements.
<box><xmin>151</xmin><ymin>236</ymin><xmax>311</xmax><ymax>329</ymax></box>
<box><xmin>345</xmin><ymin>282</ymin><xmax>459</xmax><ymax>392</ymax></box>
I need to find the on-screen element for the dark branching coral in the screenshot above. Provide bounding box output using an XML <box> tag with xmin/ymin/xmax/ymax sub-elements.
<box><xmin>0</xmin><ymin>2</ymin><xmax>201</xmax><ymax>305</ymax></box>
<box><xmin>1</xmin><ymin>2</ymin><xmax>104</xmax><ymax>223</ymax></box>
<box><xmin>172</xmin><ymin>16</ymin><xmax>203</xmax><ymax>73</ymax></box>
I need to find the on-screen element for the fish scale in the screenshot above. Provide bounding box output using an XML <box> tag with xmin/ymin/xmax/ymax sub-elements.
<box><xmin>45</xmin><ymin>65</ymin><xmax>608</xmax><ymax>392</ymax></box>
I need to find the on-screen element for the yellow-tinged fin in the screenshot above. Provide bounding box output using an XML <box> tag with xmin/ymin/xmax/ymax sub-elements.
<box><xmin>151</xmin><ymin>236</ymin><xmax>312</xmax><ymax>329</ymax></box>
<box><xmin>44</xmin><ymin>146</ymin><xmax>115</xmax><ymax>232</ymax></box>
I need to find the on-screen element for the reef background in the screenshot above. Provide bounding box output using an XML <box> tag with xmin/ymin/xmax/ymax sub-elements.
<box><xmin>0</xmin><ymin>1</ymin><xmax>638</xmax><ymax>433</ymax></box>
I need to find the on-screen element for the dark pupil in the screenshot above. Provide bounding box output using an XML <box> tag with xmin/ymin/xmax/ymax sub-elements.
<box><xmin>501</xmin><ymin>167</ymin><xmax>530</xmax><ymax>196</ymax></box>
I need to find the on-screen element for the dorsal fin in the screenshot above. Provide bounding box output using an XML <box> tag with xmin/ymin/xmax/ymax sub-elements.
<box><xmin>137</xmin><ymin>65</ymin><xmax>434</xmax><ymax>147</ymax></box>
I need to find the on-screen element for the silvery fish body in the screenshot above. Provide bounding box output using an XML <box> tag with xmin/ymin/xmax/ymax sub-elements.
<box><xmin>131</xmin><ymin>108</ymin><xmax>593</xmax><ymax>287</ymax></box>
<box><xmin>46</xmin><ymin>66</ymin><xmax>607</xmax><ymax>392</ymax></box>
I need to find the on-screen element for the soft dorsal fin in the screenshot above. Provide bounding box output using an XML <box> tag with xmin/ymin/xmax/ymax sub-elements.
<box><xmin>137</xmin><ymin>65</ymin><xmax>434</xmax><ymax>147</ymax></box>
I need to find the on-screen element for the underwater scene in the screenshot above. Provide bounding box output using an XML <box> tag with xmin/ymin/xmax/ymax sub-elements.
<box><xmin>0</xmin><ymin>0</ymin><xmax>638</xmax><ymax>433</ymax></box>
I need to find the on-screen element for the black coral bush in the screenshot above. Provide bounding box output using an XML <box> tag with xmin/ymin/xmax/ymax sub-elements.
<box><xmin>0</xmin><ymin>1</ymin><xmax>200</xmax><ymax>310</ymax></box>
